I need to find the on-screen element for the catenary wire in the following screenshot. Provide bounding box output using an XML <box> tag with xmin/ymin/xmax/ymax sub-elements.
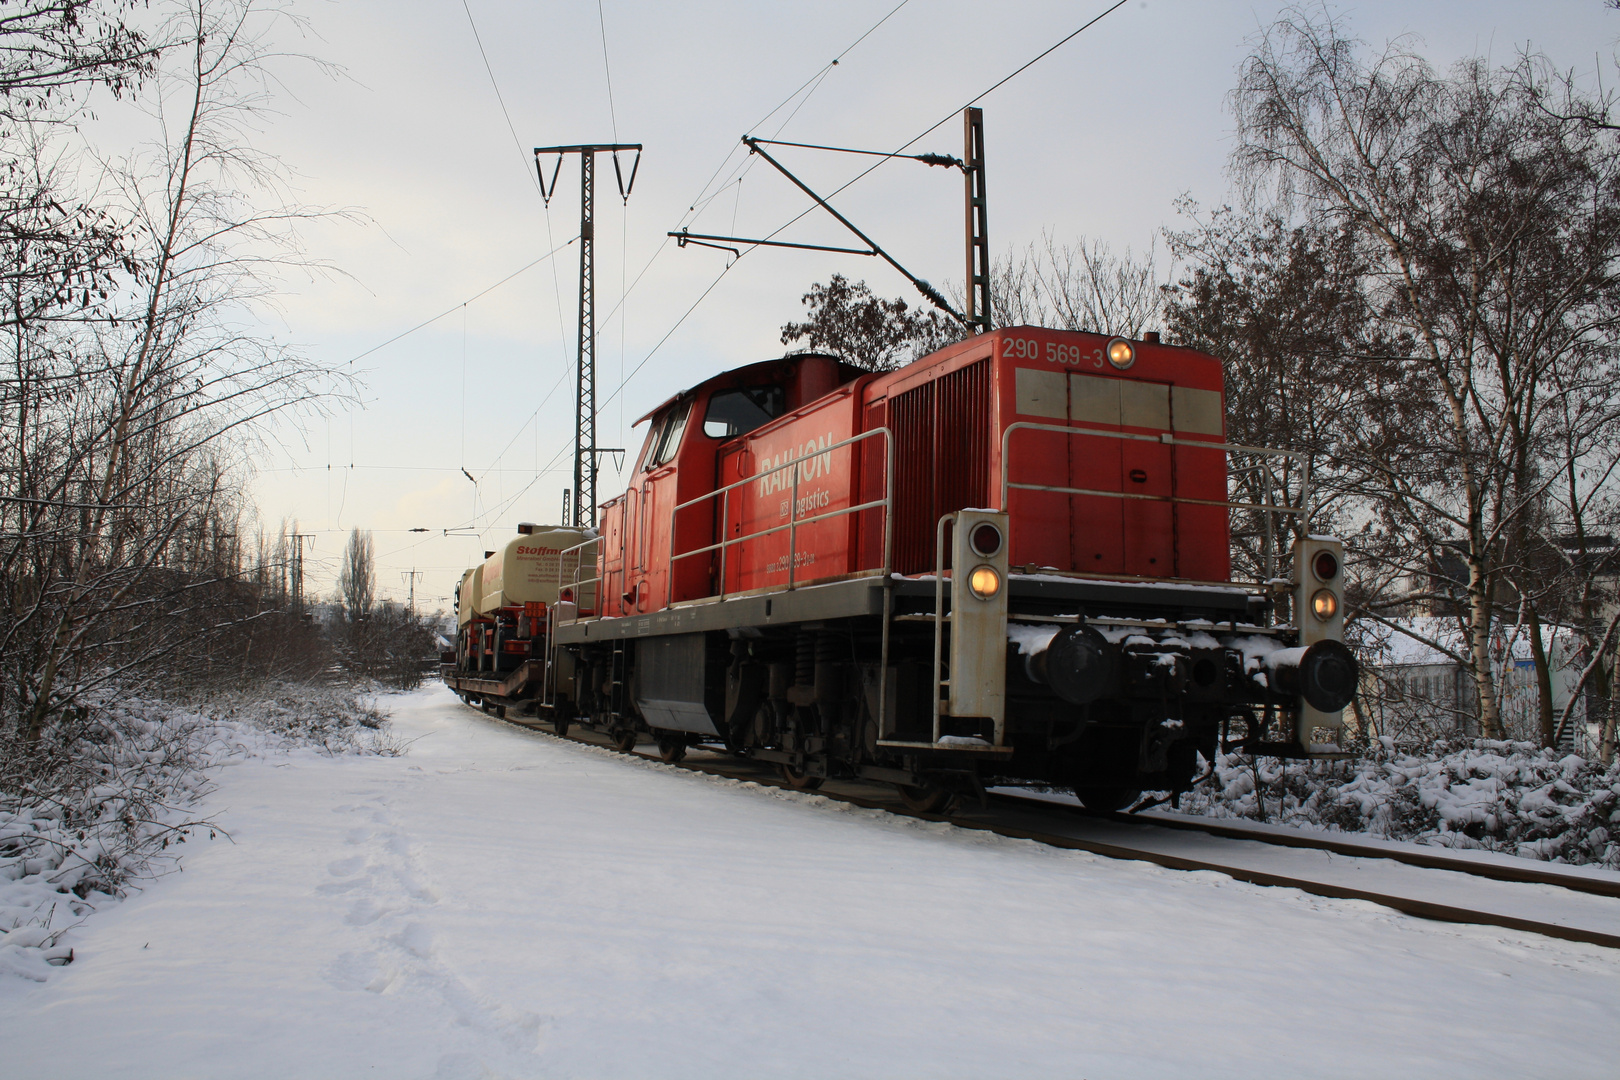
<box><xmin>453</xmin><ymin>2</ymin><xmax>912</xmax><ymax>534</ymax></box>
<box><xmin>592</xmin><ymin>3</ymin><xmax>1130</xmax><ymax>424</ymax></box>
<box><xmin>598</xmin><ymin>0</ymin><xmax>620</xmax><ymax>143</ymax></box>
<box><xmin>459</xmin><ymin>0</ymin><xmax>583</xmax><ymax>503</ymax></box>
<box><xmin>304</xmin><ymin>5</ymin><xmax>923</xmax><ymax>567</ymax></box>
<box><xmin>460</xmin><ymin>0</ymin><xmax>543</xmax><ymax>194</ymax></box>
<box><xmin>745</xmin><ymin>0</ymin><xmax>1131</xmax><ymax>261</ymax></box>
<box><xmin>682</xmin><ymin>0</ymin><xmax>914</xmax><ymax>216</ymax></box>
<box><xmin>581</xmin><ymin>0</ymin><xmax>909</xmax><ymax>363</ymax></box>
<box><xmin>342</xmin><ymin>237</ymin><xmax>576</xmax><ymax>368</ymax></box>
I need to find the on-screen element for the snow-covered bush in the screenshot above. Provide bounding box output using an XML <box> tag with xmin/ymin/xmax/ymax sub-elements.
<box><xmin>1178</xmin><ymin>738</ymin><xmax>1620</xmax><ymax>868</ymax></box>
<box><xmin>0</xmin><ymin>683</ymin><xmax>397</xmax><ymax>981</ymax></box>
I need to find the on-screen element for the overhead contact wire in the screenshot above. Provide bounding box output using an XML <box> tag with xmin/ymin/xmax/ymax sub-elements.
<box><xmin>461</xmin><ymin>0</ymin><xmax>542</xmax><ymax>194</ymax></box>
<box><xmin>683</xmin><ymin>0</ymin><xmax>913</xmax><ymax>216</ymax></box>
<box><xmin>592</xmin><ymin>3</ymin><xmax>912</xmax><ymax>418</ymax></box>
<box><xmin>344</xmin><ymin>238</ymin><xmax>576</xmax><ymax>367</ymax></box>
<box><xmin>462</xmin><ymin>0</ymin><xmax>579</xmax><ymax>502</ymax></box>
<box><xmin>749</xmin><ymin>0</ymin><xmax>1131</xmax><ymax>254</ymax></box>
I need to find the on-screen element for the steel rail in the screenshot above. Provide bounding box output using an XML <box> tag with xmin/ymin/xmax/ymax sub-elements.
<box><xmin>1092</xmin><ymin>799</ymin><xmax>1620</xmax><ymax>900</ymax></box>
<box><xmin>479</xmin><ymin>709</ymin><xmax>1620</xmax><ymax>952</ymax></box>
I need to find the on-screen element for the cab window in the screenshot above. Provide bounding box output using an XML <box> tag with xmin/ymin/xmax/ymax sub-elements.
<box><xmin>703</xmin><ymin>386</ymin><xmax>785</xmax><ymax>439</ymax></box>
<box><xmin>646</xmin><ymin>400</ymin><xmax>691</xmax><ymax>469</ymax></box>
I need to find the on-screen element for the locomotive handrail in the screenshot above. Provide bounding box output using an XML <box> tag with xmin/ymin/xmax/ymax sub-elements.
<box><xmin>666</xmin><ymin>426</ymin><xmax>895</xmax><ymax>604</ymax></box>
<box><xmin>933</xmin><ymin>513</ymin><xmax>953</xmax><ymax>745</ymax></box>
<box><xmin>998</xmin><ymin>421</ymin><xmax>1313</xmax><ymax>520</ymax></box>
<box><xmin>552</xmin><ymin>534</ymin><xmax>603</xmax><ymax>609</ymax></box>
<box><xmin>658</xmin><ymin>426</ymin><xmax>896</xmax><ymax>741</ymax></box>
<box><xmin>541</xmin><ymin>534</ymin><xmax>602</xmax><ymax>708</ymax></box>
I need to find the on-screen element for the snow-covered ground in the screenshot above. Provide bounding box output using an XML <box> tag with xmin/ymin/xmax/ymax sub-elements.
<box><xmin>4</xmin><ymin>685</ymin><xmax>1619</xmax><ymax>1079</ymax></box>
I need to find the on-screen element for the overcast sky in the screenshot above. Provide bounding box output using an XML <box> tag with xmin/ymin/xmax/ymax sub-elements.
<box><xmin>219</xmin><ymin>0</ymin><xmax>1616</xmax><ymax>609</ymax></box>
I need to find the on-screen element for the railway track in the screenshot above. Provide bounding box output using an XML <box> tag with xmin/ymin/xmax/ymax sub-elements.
<box><xmin>495</xmin><ymin>712</ymin><xmax>1620</xmax><ymax>952</ymax></box>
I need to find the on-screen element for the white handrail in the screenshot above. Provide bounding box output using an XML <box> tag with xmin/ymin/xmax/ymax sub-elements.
<box><xmin>666</xmin><ymin>426</ymin><xmax>895</xmax><ymax>603</ymax></box>
<box><xmin>998</xmin><ymin>421</ymin><xmax>1312</xmax><ymax>522</ymax></box>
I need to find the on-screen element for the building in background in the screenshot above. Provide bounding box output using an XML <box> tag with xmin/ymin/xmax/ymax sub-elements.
<box><xmin>1356</xmin><ymin>616</ymin><xmax>1589</xmax><ymax>751</ymax></box>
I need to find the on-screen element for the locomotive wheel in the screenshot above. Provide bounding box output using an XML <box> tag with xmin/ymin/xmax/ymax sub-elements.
<box><xmin>1075</xmin><ymin>785</ymin><xmax>1141</xmax><ymax>814</ymax></box>
<box><xmin>613</xmin><ymin>729</ymin><xmax>638</xmax><ymax>753</ymax></box>
<box><xmin>657</xmin><ymin>738</ymin><xmax>687</xmax><ymax>764</ymax></box>
<box><xmin>896</xmin><ymin>783</ymin><xmax>955</xmax><ymax>815</ymax></box>
<box><xmin>781</xmin><ymin>762</ymin><xmax>823</xmax><ymax>791</ymax></box>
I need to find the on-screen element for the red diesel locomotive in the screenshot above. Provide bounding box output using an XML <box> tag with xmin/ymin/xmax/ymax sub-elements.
<box><xmin>444</xmin><ymin>326</ymin><xmax>1357</xmax><ymax>811</ymax></box>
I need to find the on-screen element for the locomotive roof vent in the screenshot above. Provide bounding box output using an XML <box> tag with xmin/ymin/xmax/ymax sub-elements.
<box><xmin>517</xmin><ymin>522</ymin><xmax>537</xmax><ymax>535</ymax></box>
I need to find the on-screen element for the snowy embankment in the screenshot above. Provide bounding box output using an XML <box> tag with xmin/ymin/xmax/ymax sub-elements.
<box><xmin>3</xmin><ymin>684</ymin><xmax>1619</xmax><ymax>1079</ymax></box>
<box><xmin>0</xmin><ymin>685</ymin><xmax>395</xmax><ymax>981</ymax></box>
<box><xmin>1177</xmin><ymin>739</ymin><xmax>1620</xmax><ymax>867</ymax></box>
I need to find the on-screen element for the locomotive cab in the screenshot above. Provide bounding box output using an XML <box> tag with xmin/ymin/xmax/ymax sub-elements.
<box><xmin>598</xmin><ymin>354</ymin><xmax>863</xmax><ymax>616</ymax></box>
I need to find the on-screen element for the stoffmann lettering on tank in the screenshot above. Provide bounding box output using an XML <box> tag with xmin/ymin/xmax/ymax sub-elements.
<box><xmin>755</xmin><ymin>432</ymin><xmax>836</xmax><ymax>496</ymax></box>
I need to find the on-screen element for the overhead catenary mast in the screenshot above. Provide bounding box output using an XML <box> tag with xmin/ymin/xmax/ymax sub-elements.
<box><xmin>536</xmin><ymin>142</ymin><xmax>641</xmax><ymax>529</ymax></box>
<box><xmin>962</xmin><ymin>107</ymin><xmax>991</xmax><ymax>335</ymax></box>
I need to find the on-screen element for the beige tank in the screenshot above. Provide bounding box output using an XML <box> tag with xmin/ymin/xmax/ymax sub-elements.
<box><xmin>456</xmin><ymin>567</ymin><xmax>481</xmax><ymax>627</ymax></box>
<box><xmin>476</xmin><ymin>525</ymin><xmax>596</xmax><ymax>614</ymax></box>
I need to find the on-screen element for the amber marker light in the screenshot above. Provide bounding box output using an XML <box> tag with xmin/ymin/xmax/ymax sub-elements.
<box><xmin>1107</xmin><ymin>338</ymin><xmax>1136</xmax><ymax>369</ymax></box>
<box><xmin>1311</xmin><ymin>588</ymin><xmax>1339</xmax><ymax>621</ymax></box>
<box><xmin>968</xmin><ymin>564</ymin><xmax>1002</xmax><ymax>600</ymax></box>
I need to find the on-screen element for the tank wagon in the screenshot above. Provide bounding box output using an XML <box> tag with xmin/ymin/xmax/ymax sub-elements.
<box><xmin>443</xmin><ymin>327</ymin><xmax>1357</xmax><ymax>811</ymax></box>
<box><xmin>444</xmin><ymin>524</ymin><xmax>593</xmax><ymax>703</ymax></box>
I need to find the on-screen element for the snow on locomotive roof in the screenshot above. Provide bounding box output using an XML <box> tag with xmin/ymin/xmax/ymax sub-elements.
<box><xmin>632</xmin><ymin>353</ymin><xmax>856</xmax><ymax>427</ymax></box>
<box><xmin>898</xmin><ymin>570</ymin><xmax>1253</xmax><ymax>596</ymax></box>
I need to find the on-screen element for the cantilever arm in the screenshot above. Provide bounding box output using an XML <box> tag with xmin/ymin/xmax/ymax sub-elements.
<box><xmin>741</xmin><ymin>136</ymin><xmax>969</xmax><ymax>328</ymax></box>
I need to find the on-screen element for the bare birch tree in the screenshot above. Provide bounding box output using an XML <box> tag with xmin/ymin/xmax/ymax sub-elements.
<box><xmin>991</xmin><ymin>232</ymin><xmax>1168</xmax><ymax>338</ymax></box>
<box><xmin>1225</xmin><ymin>9</ymin><xmax>1620</xmax><ymax>739</ymax></box>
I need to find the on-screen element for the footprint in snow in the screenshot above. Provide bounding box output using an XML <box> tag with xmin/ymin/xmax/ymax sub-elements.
<box><xmin>433</xmin><ymin>1053</ymin><xmax>498</xmax><ymax>1080</ymax></box>
<box><xmin>325</xmin><ymin>950</ymin><xmax>397</xmax><ymax>994</ymax></box>
<box><xmin>328</xmin><ymin>855</ymin><xmax>366</xmax><ymax>877</ymax></box>
<box><xmin>344</xmin><ymin>897</ymin><xmax>392</xmax><ymax>926</ymax></box>
<box><xmin>394</xmin><ymin>866</ymin><xmax>440</xmax><ymax>903</ymax></box>
<box><xmin>315</xmin><ymin>878</ymin><xmax>368</xmax><ymax>896</ymax></box>
<box><xmin>396</xmin><ymin>922</ymin><xmax>434</xmax><ymax>959</ymax></box>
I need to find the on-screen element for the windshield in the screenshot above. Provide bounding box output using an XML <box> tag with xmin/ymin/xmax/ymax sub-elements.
<box><xmin>647</xmin><ymin>400</ymin><xmax>691</xmax><ymax>468</ymax></box>
<box><xmin>703</xmin><ymin>385</ymin><xmax>785</xmax><ymax>439</ymax></box>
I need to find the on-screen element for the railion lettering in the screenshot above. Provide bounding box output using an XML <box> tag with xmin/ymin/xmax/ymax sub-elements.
<box><xmin>755</xmin><ymin>432</ymin><xmax>836</xmax><ymax>496</ymax></box>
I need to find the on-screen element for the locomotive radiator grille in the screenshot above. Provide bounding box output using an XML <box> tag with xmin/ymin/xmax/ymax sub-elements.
<box><xmin>892</xmin><ymin>358</ymin><xmax>991</xmax><ymax>574</ymax></box>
